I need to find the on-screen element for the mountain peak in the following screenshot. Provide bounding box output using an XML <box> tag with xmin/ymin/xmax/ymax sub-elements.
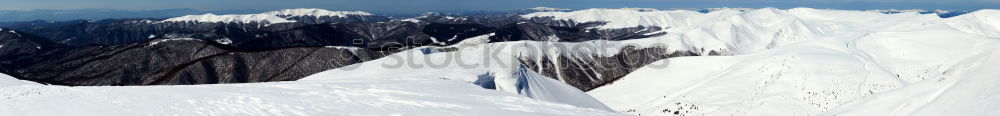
<box><xmin>619</xmin><ymin>7</ymin><xmax>659</xmax><ymax>12</ymax></box>
<box><xmin>161</xmin><ymin>8</ymin><xmax>374</xmax><ymax>23</ymax></box>
<box><xmin>265</xmin><ymin>8</ymin><xmax>373</xmax><ymax>18</ymax></box>
<box><xmin>162</xmin><ymin>13</ymin><xmax>293</xmax><ymax>23</ymax></box>
<box><xmin>526</xmin><ymin>7</ymin><xmax>572</xmax><ymax>12</ymax></box>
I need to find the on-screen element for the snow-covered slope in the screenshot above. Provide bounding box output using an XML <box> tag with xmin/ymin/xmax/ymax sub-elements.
<box><xmin>945</xmin><ymin>9</ymin><xmax>1000</xmax><ymax>38</ymax></box>
<box><xmin>0</xmin><ymin>73</ymin><xmax>38</xmax><ymax>86</ymax></box>
<box><xmin>589</xmin><ymin>31</ymin><xmax>1000</xmax><ymax>115</ymax></box>
<box><xmin>266</xmin><ymin>8</ymin><xmax>373</xmax><ymax>17</ymax></box>
<box><xmin>527</xmin><ymin>7</ymin><xmax>572</xmax><ymax>12</ymax></box>
<box><xmin>0</xmin><ymin>75</ymin><xmax>622</xmax><ymax>115</ymax></box>
<box><xmin>825</xmin><ymin>48</ymin><xmax>1000</xmax><ymax>116</ymax></box>
<box><xmin>523</xmin><ymin>8</ymin><xmax>951</xmax><ymax>55</ymax></box>
<box><xmin>522</xmin><ymin>8</ymin><xmax>702</xmax><ymax>29</ymax></box>
<box><xmin>566</xmin><ymin>8</ymin><xmax>1000</xmax><ymax>116</ymax></box>
<box><xmin>494</xmin><ymin>65</ymin><xmax>615</xmax><ymax>111</ymax></box>
<box><xmin>162</xmin><ymin>8</ymin><xmax>373</xmax><ymax>23</ymax></box>
<box><xmin>4</xmin><ymin>7</ymin><xmax>999</xmax><ymax>116</ymax></box>
<box><xmin>162</xmin><ymin>13</ymin><xmax>294</xmax><ymax>23</ymax></box>
<box><xmin>297</xmin><ymin>8</ymin><xmax>1000</xmax><ymax>115</ymax></box>
<box><xmin>302</xmin><ymin>39</ymin><xmax>647</xmax><ymax>112</ymax></box>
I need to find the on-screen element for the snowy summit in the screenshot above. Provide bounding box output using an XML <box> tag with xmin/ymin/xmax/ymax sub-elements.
<box><xmin>2</xmin><ymin>4</ymin><xmax>1000</xmax><ymax>116</ymax></box>
<box><xmin>527</xmin><ymin>7</ymin><xmax>572</xmax><ymax>12</ymax></box>
<box><xmin>162</xmin><ymin>8</ymin><xmax>373</xmax><ymax>23</ymax></box>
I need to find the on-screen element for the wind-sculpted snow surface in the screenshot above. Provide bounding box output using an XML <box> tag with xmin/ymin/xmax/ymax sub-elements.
<box><xmin>497</xmin><ymin>65</ymin><xmax>614</xmax><ymax>111</ymax></box>
<box><xmin>568</xmin><ymin>8</ymin><xmax>1000</xmax><ymax>116</ymax></box>
<box><xmin>825</xmin><ymin>45</ymin><xmax>1000</xmax><ymax>116</ymax></box>
<box><xmin>0</xmin><ymin>73</ymin><xmax>37</xmax><ymax>86</ymax></box>
<box><xmin>944</xmin><ymin>9</ymin><xmax>1000</xmax><ymax>38</ymax></box>
<box><xmin>0</xmin><ymin>75</ymin><xmax>624</xmax><ymax>115</ymax></box>
<box><xmin>1</xmin><ymin>7</ymin><xmax>999</xmax><ymax>115</ymax></box>
<box><xmin>303</xmin><ymin>38</ymin><xmax>683</xmax><ymax>110</ymax></box>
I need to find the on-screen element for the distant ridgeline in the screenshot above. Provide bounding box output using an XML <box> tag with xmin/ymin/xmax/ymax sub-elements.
<box><xmin>0</xmin><ymin>9</ymin><xmax>270</xmax><ymax>22</ymax></box>
<box><xmin>0</xmin><ymin>8</ymin><xmax>676</xmax><ymax>91</ymax></box>
<box><xmin>697</xmin><ymin>8</ymin><xmax>971</xmax><ymax>18</ymax></box>
<box><xmin>0</xmin><ymin>7</ymin><xmax>991</xmax><ymax>91</ymax></box>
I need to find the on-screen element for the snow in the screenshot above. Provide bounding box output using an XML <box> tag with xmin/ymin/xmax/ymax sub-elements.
<box><xmin>162</xmin><ymin>13</ymin><xmax>294</xmax><ymax>23</ymax></box>
<box><xmin>304</xmin><ymin>39</ymin><xmax>633</xmax><ymax>112</ymax></box>
<box><xmin>6</xmin><ymin>7</ymin><xmax>1000</xmax><ymax>116</ymax></box>
<box><xmin>495</xmin><ymin>65</ymin><xmax>615</xmax><ymax>111</ymax></box>
<box><xmin>148</xmin><ymin>38</ymin><xmax>199</xmax><ymax>46</ymax></box>
<box><xmin>589</xmin><ymin>31</ymin><xmax>1000</xmax><ymax>115</ymax></box>
<box><xmin>0</xmin><ymin>73</ymin><xmax>38</xmax><ymax>86</ymax></box>
<box><xmin>571</xmin><ymin>7</ymin><xmax>1000</xmax><ymax>116</ymax></box>
<box><xmin>162</xmin><ymin>8</ymin><xmax>372</xmax><ymax>24</ymax></box>
<box><xmin>0</xmin><ymin>74</ymin><xmax>622</xmax><ymax>115</ymax></box>
<box><xmin>825</xmin><ymin>49</ymin><xmax>1000</xmax><ymax>116</ymax></box>
<box><xmin>527</xmin><ymin>7</ymin><xmax>571</xmax><ymax>12</ymax></box>
<box><xmin>400</xmin><ymin>18</ymin><xmax>421</xmax><ymax>23</ymax></box>
<box><xmin>215</xmin><ymin>38</ymin><xmax>233</xmax><ymax>45</ymax></box>
<box><xmin>944</xmin><ymin>9</ymin><xmax>1000</xmax><ymax>38</ymax></box>
<box><xmin>0</xmin><ymin>35</ymin><xmax>631</xmax><ymax>115</ymax></box>
<box><xmin>522</xmin><ymin>8</ymin><xmax>704</xmax><ymax>29</ymax></box>
<box><xmin>266</xmin><ymin>8</ymin><xmax>372</xmax><ymax>18</ymax></box>
<box><xmin>454</xmin><ymin>33</ymin><xmax>494</xmax><ymax>45</ymax></box>
<box><xmin>702</xmin><ymin>7</ymin><xmax>756</xmax><ymax>12</ymax></box>
<box><xmin>524</xmin><ymin>7</ymin><xmax>958</xmax><ymax>55</ymax></box>
<box><xmin>619</xmin><ymin>8</ymin><xmax>659</xmax><ymax>12</ymax></box>
<box><xmin>865</xmin><ymin>9</ymin><xmax>930</xmax><ymax>13</ymax></box>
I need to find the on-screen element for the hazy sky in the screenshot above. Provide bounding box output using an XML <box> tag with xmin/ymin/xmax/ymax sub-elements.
<box><xmin>1</xmin><ymin>0</ymin><xmax>997</xmax><ymax>12</ymax></box>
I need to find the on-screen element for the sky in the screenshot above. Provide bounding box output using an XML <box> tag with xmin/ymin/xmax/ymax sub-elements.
<box><xmin>0</xmin><ymin>0</ymin><xmax>997</xmax><ymax>13</ymax></box>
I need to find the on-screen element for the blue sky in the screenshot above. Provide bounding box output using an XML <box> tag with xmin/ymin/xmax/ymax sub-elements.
<box><xmin>1</xmin><ymin>0</ymin><xmax>997</xmax><ymax>13</ymax></box>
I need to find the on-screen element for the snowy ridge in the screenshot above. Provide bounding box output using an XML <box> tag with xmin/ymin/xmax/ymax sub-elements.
<box><xmin>0</xmin><ymin>77</ymin><xmax>622</xmax><ymax>115</ymax></box>
<box><xmin>527</xmin><ymin>7</ymin><xmax>572</xmax><ymax>12</ymax></box>
<box><xmin>944</xmin><ymin>9</ymin><xmax>1000</xmax><ymax>38</ymax></box>
<box><xmin>522</xmin><ymin>7</ymin><xmax>994</xmax><ymax>55</ymax></box>
<box><xmin>522</xmin><ymin>8</ymin><xmax>703</xmax><ymax>29</ymax></box>
<box><xmin>865</xmin><ymin>9</ymin><xmax>966</xmax><ymax>14</ymax></box>
<box><xmin>4</xmin><ymin>7</ymin><xmax>1000</xmax><ymax>115</ymax></box>
<box><xmin>148</xmin><ymin>38</ymin><xmax>200</xmax><ymax>46</ymax></box>
<box><xmin>865</xmin><ymin>9</ymin><xmax>932</xmax><ymax>13</ymax></box>
<box><xmin>0</xmin><ymin>73</ymin><xmax>38</xmax><ymax>86</ymax></box>
<box><xmin>162</xmin><ymin>8</ymin><xmax>372</xmax><ymax>23</ymax></box>
<box><xmin>826</xmin><ymin>47</ymin><xmax>1000</xmax><ymax>116</ymax></box>
<box><xmin>619</xmin><ymin>8</ymin><xmax>659</xmax><ymax>12</ymax></box>
<box><xmin>303</xmin><ymin>37</ymin><xmax>670</xmax><ymax>111</ymax></box>
<box><xmin>162</xmin><ymin>13</ymin><xmax>294</xmax><ymax>23</ymax></box>
<box><xmin>570</xmin><ymin>8</ymin><xmax>1000</xmax><ymax>116</ymax></box>
<box><xmin>701</xmin><ymin>7</ymin><xmax>756</xmax><ymax>13</ymax></box>
<box><xmin>266</xmin><ymin>8</ymin><xmax>373</xmax><ymax>17</ymax></box>
<box><xmin>493</xmin><ymin>65</ymin><xmax>614</xmax><ymax>111</ymax></box>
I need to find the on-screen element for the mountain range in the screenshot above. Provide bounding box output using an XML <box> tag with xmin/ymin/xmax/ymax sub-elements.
<box><xmin>1</xmin><ymin>7</ymin><xmax>999</xmax><ymax>116</ymax></box>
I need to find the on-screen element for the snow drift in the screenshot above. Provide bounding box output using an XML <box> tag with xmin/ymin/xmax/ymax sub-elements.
<box><xmin>547</xmin><ymin>7</ymin><xmax>1000</xmax><ymax>116</ymax></box>
<box><xmin>303</xmin><ymin>39</ymin><xmax>646</xmax><ymax>112</ymax></box>
<box><xmin>0</xmin><ymin>74</ymin><xmax>622</xmax><ymax>115</ymax></box>
<box><xmin>0</xmin><ymin>73</ymin><xmax>38</xmax><ymax>86</ymax></box>
<box><xmin>491</xmin><ymin>65</ymin><xmax>614</xmax><ymax>111</ymax></box>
